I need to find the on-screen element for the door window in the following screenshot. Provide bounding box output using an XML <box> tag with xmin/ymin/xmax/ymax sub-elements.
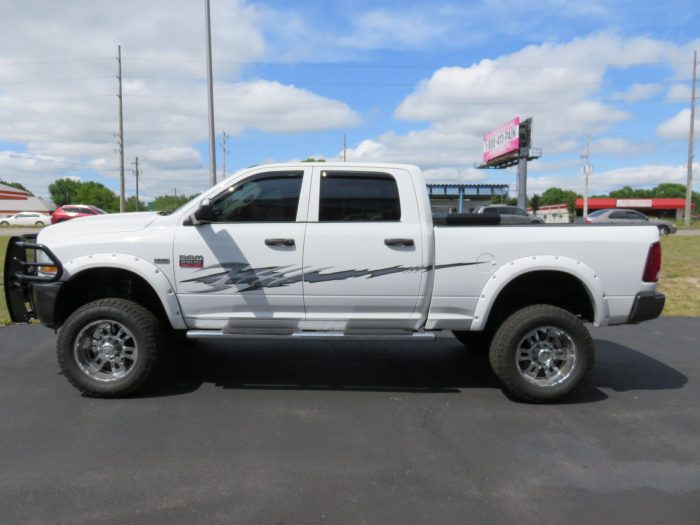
<box><xmin>210</xmin><ymin>171</ymin><xmax>303</xmax><ymax>223</ymax></box>
<box><xmin>609</xmin><ymin>211</ymin><xmax>626</xmax><ymax>219</ymax></box>
<box><xmin>318</xmin><ymin>172</ymin><xmax>400</xmax><ymax>222</ymax></box>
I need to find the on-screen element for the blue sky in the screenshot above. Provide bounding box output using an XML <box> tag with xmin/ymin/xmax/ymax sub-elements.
<box><xmin>0</xmin><ymin>0</ymin><xmax>699</xmax><ymax>200</ymax></box>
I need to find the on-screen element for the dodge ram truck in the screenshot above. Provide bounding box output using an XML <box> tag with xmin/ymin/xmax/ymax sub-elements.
<box><xmin>3</xmin><ymin>163</ymin><xmax>665</xmax><ymax>402</ymax></box>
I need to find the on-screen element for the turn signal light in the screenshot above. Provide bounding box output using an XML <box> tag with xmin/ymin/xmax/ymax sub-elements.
<box><xmin>642</xmin><ymin>242</ymin><xmax>661</xmax><ymax>282</ymax></box>
<box><xmin>39</xmin><ymin>265</ymin><xmax>58</xmax><ymax>274</ymax></box>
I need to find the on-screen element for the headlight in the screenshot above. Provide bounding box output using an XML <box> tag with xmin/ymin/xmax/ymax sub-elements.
<box><xmin>36</xmin><ymin>250</ymin><xmax>58</xmax><ymax>277</ymax></box>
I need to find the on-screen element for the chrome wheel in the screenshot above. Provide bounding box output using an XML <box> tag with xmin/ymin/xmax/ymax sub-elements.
<box><xmin>515</xmin><ymin>326</ymin><xmax>576</xmax><ymax>388</ymax></box>
<box><xmin>73</xmin><ymin>320</ymin><xmax>139</xmax><ymax>382</ymax></box>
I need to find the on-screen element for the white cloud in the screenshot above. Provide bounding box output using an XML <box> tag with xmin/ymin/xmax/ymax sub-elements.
<box><xmin>0</xmin><ymin>0</ymin><xmax>359</xmax><ymax>197</ymax></box>
<box><xmin>657</xmin><ymin>109</ymin><xmax>700</xmax><ymax>140</ymax></box>
<box><xmin>591</xmin><ymin>138</ymin><xmax>651</xmax><ymax>156</ymax></box>
<box><xmin>666</xmin><ymin>84</ymin><xmax>692</xmax><ymax>103</ymax></box>
<box><xmin>345</xmin><ymin>34</ymin><xmax>698</xmax><ymax>185</ymax></box>
<box><xmin>528</xmin><ymin>163</ymin><xmax>698</xmax><ymax>195</ymax></box>
<box><xmin>422</xmin><ymin>167</ymin><xmax>488</xmax><ymax>183</ymax></box>
<box><xmin>610</xmin><ymin>83</ymin><xmax>661</xmax><ymax>102</ymax></box>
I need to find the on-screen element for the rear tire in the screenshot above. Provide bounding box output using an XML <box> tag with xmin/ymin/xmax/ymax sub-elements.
<box><xmin>488</xmin><ymin>304</ymin><xmax>594</xmax><ymax>403</ymax></box>
<box><xmin>658</xmin><ymin>225</ymin><xmax>670</xmax><ymax>236</ymax></box>
<box><xmin>57</xmin><ymin>298</ymin><xmax>161</xmax><ymax>397</ymax></box>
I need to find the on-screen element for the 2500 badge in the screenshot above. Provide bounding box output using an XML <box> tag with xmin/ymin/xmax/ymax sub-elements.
<box><xmin>179</xmin><ymin>255</ymin><xmax>204</xmax><ymax>268</ymax></box>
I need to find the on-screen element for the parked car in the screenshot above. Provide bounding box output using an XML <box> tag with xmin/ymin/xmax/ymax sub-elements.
<box><xmin>51</xmin><ymin>205</ymin><xmax>107</xmax><ymax>224</ymax></box>
<box><xmin>475</xmin><ymin>204</ymin><xmax>545</xmax><ymax>224</ymax></box>
<box><xmin>0</xmin><ymin>212</ymin><xmax>51</xmax><ymax>226</ymax></box>
<box><xmin>584</xmin><ymin>209</ymin><xmax>677</xmax><ymax>235</ymax></box>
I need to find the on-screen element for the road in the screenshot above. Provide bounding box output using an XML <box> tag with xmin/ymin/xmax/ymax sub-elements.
<box><xmin>0</xmin><ymin>318</ymin><xmax>698</xmax><ymax>524</ymax></box>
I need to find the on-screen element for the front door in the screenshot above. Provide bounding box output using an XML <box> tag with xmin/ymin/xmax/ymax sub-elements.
<box><xmin>174</xmin><ymin>168</ymin><xmax>311</xmax><ymax>329</ymax></box>
<box><xmin>302</xmin><ymin>167</ymin><xmax>425</xmax><ymax>330</ymax></box>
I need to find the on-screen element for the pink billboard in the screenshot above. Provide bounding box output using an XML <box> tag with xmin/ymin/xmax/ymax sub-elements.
<box><xmin>483</xmin><ymin>117</ymin><xmax>520</xmax><ymax>163</ymax></box>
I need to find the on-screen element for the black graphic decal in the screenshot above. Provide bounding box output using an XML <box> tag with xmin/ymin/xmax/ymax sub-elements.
<box><xmin>181</xmin><ymin>261</ymin><xmax>483</xmax><ymax>292</ymax></box>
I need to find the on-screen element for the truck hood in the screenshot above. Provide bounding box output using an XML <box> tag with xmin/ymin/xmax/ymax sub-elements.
<box><xmin>39</xmin><ymin>212</ymin><xmax>159</xmax><ymax>243</ymax></box>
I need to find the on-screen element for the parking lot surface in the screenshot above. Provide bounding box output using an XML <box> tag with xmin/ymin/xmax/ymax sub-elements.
<box><xmin>1</xmin><ymin>318</ymin><xmax>699</xmax><ymax>524</ymax></box>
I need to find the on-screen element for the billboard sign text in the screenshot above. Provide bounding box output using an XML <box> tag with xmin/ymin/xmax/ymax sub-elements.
<box><xmin>483</xmin><ymin>117</ymin><xmax>520</xmax><ymax>163</ymax></box>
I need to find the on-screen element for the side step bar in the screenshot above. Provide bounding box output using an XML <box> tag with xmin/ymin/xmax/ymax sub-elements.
<box><xmin>186</xmin><ymin>330</ymin><xmax>436</xmax><ymax>341</ymax></box>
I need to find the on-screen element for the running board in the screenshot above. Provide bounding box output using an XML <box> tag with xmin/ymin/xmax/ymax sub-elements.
<box><xmin>186</xmin><ymin>330</ymin><xmax>436</xmax><ymax>341</ymax></box>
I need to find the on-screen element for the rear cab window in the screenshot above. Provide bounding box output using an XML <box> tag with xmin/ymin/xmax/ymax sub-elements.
<box><xmin>318</xmin><ymin>171</ymin><xmax>401</xmax><ymax>222</ymax></box>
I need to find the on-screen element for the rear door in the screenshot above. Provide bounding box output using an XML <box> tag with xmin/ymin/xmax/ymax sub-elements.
<box><xmin>302</xmin><ymin>167</ymin><xmax>424</xmax><ymax>329</ymax></box>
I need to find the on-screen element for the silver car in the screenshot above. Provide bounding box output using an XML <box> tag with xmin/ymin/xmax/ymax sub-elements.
<box><xmin>475</xmin><ymin>205</ymin><xmax>545</xmax><ymax>224</ymax></box>
<box><xmin>584</xmin><ymin>208</ymin><xmax>677</xmax><ymax>235</ymax></box>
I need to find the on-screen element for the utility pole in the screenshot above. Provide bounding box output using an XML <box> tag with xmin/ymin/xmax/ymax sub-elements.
<box><xmin>204</xmin><ymin>0</ymin><xmax>217</xmax><ymax>187</ymax></box>
<box><xmin>174</xmin><ymin>188</ymin><xmax>178</xmax><ymax>198</ymax></box>
<box><xmin>220</xmin><ymin>131</ymin><xmax>228</xmax><ymax>179</ymax></box>
<box><xmin>116</xmin><ymin>45</ymin><xmax>125</xmax><ymax>213</ymax></box>
<box><xmin>343</xmin><ymin>133</ymin><xmax>347</xmax><ymax>162</ymax></box>
<box><xmin>132</xmin><ymin>156</ymin><xmax>140</xmax><ymax>211</ymax></box>
<box><xmin>685</xmin><ymin>50</ymin><xmax>697</xmax><ymax>227</ymax></box>
<box><xmin>581</xmin><ymin>134</ymin><xmax>592</xmax><ymax>218</ymax></box>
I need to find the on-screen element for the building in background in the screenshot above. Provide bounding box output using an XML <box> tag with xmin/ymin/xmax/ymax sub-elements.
<box><xmin>0</xmin><ymin>184</ymin><xmax>55</xmax><ymax>217</ymax></box>
<box><xmin>427</xmin><ymin>183</ymin><xmax>509</xmax><ymax>214</ymax></box>
<box><xmin>575</xmin><ymin>198</ymin><xmax>692</xmax><ymax>221</ymax></box>
<box><xmin>532</xmin><ymin>203</ymin><xmax>570</xmax><ymax>223</ymax></box>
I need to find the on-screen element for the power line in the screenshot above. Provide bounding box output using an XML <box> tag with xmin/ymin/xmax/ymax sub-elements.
<box><xmin>0</xmin><ymin>76</ymin><xmax>114</xmax><ymax>85</ymax></box>
<box><xmin>0</xmin><ymin>95</ymin><xmax>112</xmax><ymax>103</ymax></box>
<box><xmin>0</xmin><ymin>152</ymin><xmax>120</xmax><ymax>169</ymax></box>
<box><xmin>0</xmin><ymin>57</ymin><xmax>112</xmax><ymax>68</ymax></box>
<box><xmin>123</xmin><ymin>56</ymin><xmax>695</xmax><ymax>69</ymax></box>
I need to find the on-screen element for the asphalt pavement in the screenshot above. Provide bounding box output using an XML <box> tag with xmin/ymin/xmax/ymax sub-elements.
<box><xmin>0</xmin><ymin>318</ymin><xmax>699</xmax><ymax>524</ymax></box>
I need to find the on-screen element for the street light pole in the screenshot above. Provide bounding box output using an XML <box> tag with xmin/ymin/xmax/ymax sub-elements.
<box><xmin>204</xmin><ymin>0</ymin><xmax>217</xmax><ymax>187</ymax></box>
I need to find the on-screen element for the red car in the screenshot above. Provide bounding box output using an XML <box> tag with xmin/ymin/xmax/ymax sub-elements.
<box><xmin>51</xmin><ymin>204</ymin><xmax>107</xmax><ymax>224</ymax></box>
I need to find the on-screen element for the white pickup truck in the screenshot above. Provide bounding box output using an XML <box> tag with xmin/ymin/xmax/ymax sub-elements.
<box><xmin>4</xmin><ymin>163</ymin><xmax>665</xmax><ymax>402</ymax></box>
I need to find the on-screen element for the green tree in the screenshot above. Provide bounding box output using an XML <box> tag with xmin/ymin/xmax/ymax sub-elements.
<box><xmin>540</xmin><ymin>187</ymin><xmax>579</xmax><ymax>217</ymax></box>
<box><xmin>48</xmin><ymin>178</ymin><xmax>81</xmax><ymax>206</ymax></box>
<box><xmin>529</xmin><ymin>194</ymin><xmax>541</xmax><ymax>213</ymax></box>
<box><xmin>0</xmin><ymin>179</ymin><xmax>33</xmax><ymax>195</ymax></box>
<box><xmin>152</xmin><ymin>194</ymin><xmax>194</xmax><ymax>212</ymax></box>
<box><xmin>301</xmin><ymin>158</ymin><xmax>326</xmax><ymax>162</ymax></box>
<box><xmin>652</xmin><ymin>183</ymin><xmax>686</xmax><ymax>198</ymax></box>
<box><xmin>74</xmin><ymin>182</ymin><xmax>119</xmax><ymax>212</ymax></box>
<box><xmin>125</xmin><ymin>195</ymin><xmax>146</xmax><ymax>212</ymax></box>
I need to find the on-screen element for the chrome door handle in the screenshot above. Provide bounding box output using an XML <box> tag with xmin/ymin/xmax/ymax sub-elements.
<box><xmin>384</xmin><ymin>238</ymin><xmax>414</xmax><ymax>247</ymax></box>
<box><xmin>265</xmin><ymin>238</ymin><xmax>295</xmax><ymax>247</ymax></box>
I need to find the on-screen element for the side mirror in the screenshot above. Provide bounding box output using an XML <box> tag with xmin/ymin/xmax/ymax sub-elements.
<box><xmin>188</xmin><ymin>198</ymin><xmax>214</xmax><ymax>225</ymax></box>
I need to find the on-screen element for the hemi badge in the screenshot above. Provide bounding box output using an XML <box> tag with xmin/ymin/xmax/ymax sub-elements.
<box><xmin>179</xmin><ymin>255</ymin><xmax>204</xmax><ymax>268</ymax></box>
<box><xmin>154</xmin><ymin>258</ymin><xmax>170</xmax><ymax>265</ymax></box>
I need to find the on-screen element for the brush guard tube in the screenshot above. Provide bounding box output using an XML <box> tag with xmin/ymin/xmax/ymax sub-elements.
<box><xmin>3</xmin><ymin>234</ymin><xmax>63</xmax><ymax>323</ymax></box>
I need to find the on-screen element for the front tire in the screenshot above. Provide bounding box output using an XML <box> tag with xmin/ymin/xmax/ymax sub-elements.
<box><xmin>57</xmin><ymin>298</ymin><xmax>161</xmax><ymax>397</ymax></box>
<box><xmin>488</xmin><ymin>305</ymin><xmax>594</xmax><ymax>403</ymax></box>
<box><xmin>0</xmin><ymin>221</ymin><xmax>8</xmax><ymax>226</ymax></box>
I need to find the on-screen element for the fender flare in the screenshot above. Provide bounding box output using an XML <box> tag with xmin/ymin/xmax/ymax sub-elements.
<box><xmin>470</xmin><ymin>255</ymin><xmax>609</xmax><ymax>331</ymax></box>
<box><xmin>61</xmin><ymin>252</ymin><xmax>187</xmax><ymax>329</ymax></box>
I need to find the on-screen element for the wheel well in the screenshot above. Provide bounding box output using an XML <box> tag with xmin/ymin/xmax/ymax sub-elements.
<box><xmin>54</xmin><ymin>268</ymin><xmax>169</xmax><ymax>329</ymax></box>
<box><xmin>484</xmin><ymin>271</ymin><xmax>594</xmax><ymax>333</ymax></box>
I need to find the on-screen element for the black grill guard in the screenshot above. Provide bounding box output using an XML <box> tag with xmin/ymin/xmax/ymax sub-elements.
<box><xmin>3</xmin><ymin>234</ymin><xmax>63</xmax><ymax>323</ymax></box>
